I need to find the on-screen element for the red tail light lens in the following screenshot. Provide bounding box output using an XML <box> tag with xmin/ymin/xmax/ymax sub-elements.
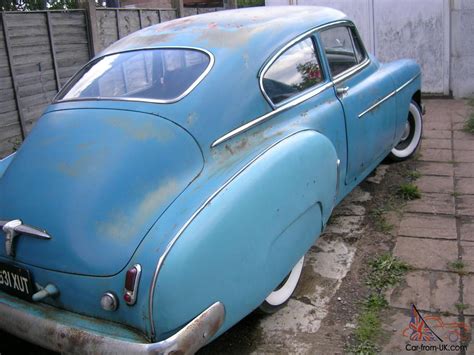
<box><xmin>124</xmin><ymin>264</ymin><xmax>141</xmax><ymax>306</ymax></box>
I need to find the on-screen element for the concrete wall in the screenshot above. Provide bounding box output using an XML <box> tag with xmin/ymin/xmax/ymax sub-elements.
<box><xmin>266</xmin><ymin>0</ymin><xmax>474</xmax><ymax>98</ymax></box>
<box><xmin>451</xmin><ymin>0</ymin><xmax>474</xmax><ymax>98</ymax></box>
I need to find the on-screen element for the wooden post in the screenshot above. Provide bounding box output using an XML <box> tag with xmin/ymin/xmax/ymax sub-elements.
<box><xmin>77</xmin><ymin>0</ymin><xmax>99</xmax><ymax>57</ymax></box>
<box><xmin>171</xmin><ymin>0</ymin><xmax>184</xmax><ymax>18</ymax></box>
<box><xmin>228</xmin><ymin>0</ymin><xmax>238</xmax><ymax>9</ymax></box>
<box><xmin>1</xmin><ymin>12</ymin><xmax>26</xmax><ymax>139</ymax></box>
<box><xmin>46</xmin><ymin>12</ymin><xmax>61</xmax><ymax>91</ymax></box>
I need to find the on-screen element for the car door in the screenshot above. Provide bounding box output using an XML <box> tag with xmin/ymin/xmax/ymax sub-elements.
<box><xmin>318</xmin><ymin>24</ymin><xmax>397</xmax><ymax>184</ymax></box>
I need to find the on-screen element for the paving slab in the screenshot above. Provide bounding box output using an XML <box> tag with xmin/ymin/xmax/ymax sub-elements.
<box><xmin>454</xmin><ymin>131</ymin><xmax>474</xmax><ymax>140</ymax></box>
<box><xmin>394</xmin><ymin>237</ymin><xmax>458</xmax><ymax>271</ymax></box>
<box><xmin>460</xmin><ymin>241</ymin><xmax>474</xmax><ymax>273</ymax></box>
<box><xmin>458</xmin><ymin>195</ymin><xmax>474</xmax><ymax>216</ymax></box>
<box><xmin>419</xmin><ymin>148</ymin><xmax>453</xmax><ymax>162</ymax></box>
<box><xmin>460</xmin><ymin>220</ymin><xmax>474</xmax><ymax>242</ymax></box>
<box><xmin>456</xmin><ymin>178</ymin><xmax>474</xmax><ymax>195</ymax></box>
<box><xmin>398</xmin><ymin>214</ymin><xmax>457</xmax><ymax>240</ymax></box>
<box><xmin>424</xmin><ymin>130</ymin><xmax>452</xmax><ymax>139</ymax></box>
<box><xmin>453</xmin><ymin>122</ymin><xmax>466</xmax><ymax>131</ymax></box>
<box><xmin>454</xmin><ymin>139</ymin><xmax>474</xmax><ymax>151</ymax></box>
<box><xmin>405</xmin><ymin>193</ymin><xmax>455</xmax><ymax>215</ymax></box>
<box><xmin>455</xmin><ymin>163</ymin><xmax>474</xmax><ymax>178</ymax></box>
<box><xmin>454</xmin><ymin>150</ymin><xmax>474</xmax><ymax>163</ymax></box>
<box><xmin>422</xmin><ymin>139</ymin><xmax>452</xmax><ymax>150</ymax></box>
<box><xmin>462</xmin><ymin>275</ymin><xmax>474</xmax><ymax>316</ymax></box>
<box><xmin>416</xmin><ymin>175</ymin><xmax>454</xmax><ymax>193</ymax></box>
<box><xmin>386</xmin><ymin>270</ymin><xmax>460</xmax><ymax>314</ymax></box>
<box><xmin>418</xmin><ymin>162</ymin><xmax>454</xmax><ymax>176</ymax></box>
<box><xmin>425</xmin><ymin>121</ymin><xmax>452</xmax><ymax>130</ymax></box>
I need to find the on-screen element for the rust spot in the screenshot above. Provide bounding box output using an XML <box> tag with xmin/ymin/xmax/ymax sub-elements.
<box><xmin>106</xmin><ymin>117</ymin><xmax>174</xmax><ymax>142</ymax></box>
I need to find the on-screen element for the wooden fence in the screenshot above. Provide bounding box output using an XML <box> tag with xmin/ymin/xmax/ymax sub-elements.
<box><xmin>0</xmin><ymin>4</ymin><xmax>225</xmax><ymax>158</ymax></box>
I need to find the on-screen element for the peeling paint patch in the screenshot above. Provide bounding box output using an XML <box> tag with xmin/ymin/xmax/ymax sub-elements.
<box><xmin>106</xmin><ymin>117</ymin><xmax>174</xmax><ymax>142</ymax></box>
<box><xmin>97</xmin><ymin>179</ymin><xmax>179</xmax><ymax>241</ymax></box>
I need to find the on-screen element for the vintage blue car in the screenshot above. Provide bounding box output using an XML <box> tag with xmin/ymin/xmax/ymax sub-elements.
<box><xmin>0</xmin><ymin>6</ymin><xmax>422</xmax><ymax>354</ymax></box>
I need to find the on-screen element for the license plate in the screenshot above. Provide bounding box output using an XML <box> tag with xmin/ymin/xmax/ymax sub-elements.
<box><xmin>0</xmin><ymin>262</ymin><xmax>35</xmax><ymax>300</ymax></box>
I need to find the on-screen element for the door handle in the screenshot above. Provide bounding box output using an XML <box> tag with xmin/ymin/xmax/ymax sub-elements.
<box><xmin>336</xmin><ymin>86</ymin><xmax>349</xmax><ymax>97</ymax></box>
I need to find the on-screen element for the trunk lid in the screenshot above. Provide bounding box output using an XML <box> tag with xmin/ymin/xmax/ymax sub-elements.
<box><xmin>0</xmin><ymin>108</ymin><xmax>203</xmax><ymax>276</ymax></box>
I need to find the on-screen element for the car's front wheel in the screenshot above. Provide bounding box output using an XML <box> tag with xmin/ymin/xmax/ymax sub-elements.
<box><xmin>259</xmin><ymin>256</ymin><xmax>304</xmax><ymax>314</ymax></box>
<box><xmin>388</xmin><ymin>100</ymin><xmax>423</xmax><ymax>161</ymax></box>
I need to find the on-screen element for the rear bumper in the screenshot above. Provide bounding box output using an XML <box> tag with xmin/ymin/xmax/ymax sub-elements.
<box><xmin>0</xmin><ymin>292</ymin><xmax>225</xmax><ymax>354</ymax></box>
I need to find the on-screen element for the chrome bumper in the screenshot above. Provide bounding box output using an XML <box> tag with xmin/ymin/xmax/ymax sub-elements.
<box><xmin>0</xmin><ymin>292</ymin><xmax>225</xmax><ymax>354</ymax></box>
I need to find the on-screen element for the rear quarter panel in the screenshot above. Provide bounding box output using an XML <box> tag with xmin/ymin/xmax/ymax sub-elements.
<box><xmin>152</xmin><ymin>130</ymin><xmax>338</xmax><ymax>339</ymax></box>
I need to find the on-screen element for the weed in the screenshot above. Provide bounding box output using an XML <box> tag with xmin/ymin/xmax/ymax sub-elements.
<box><xmin>348</xmin><ymin>255</ymin><xmax>409</xmax><ymax>354</ymax></box>
<box><xmin>449</xmin><ymin>260</ymin><xmax>465</xmax><ymax>271</ymax></box>
<box><xmin>464</xmin><ymin>113</ymin><xmax>474</xmax><ymax>134</ymax></box>
<box><xmin>455</xmin><ymin>303</ymin><xmax>469</xmax><ymax>312</ymax></box>
<box><xmin>366</xmin><ymin>254</ymin><xmax>410</xmax><ymax>292</ymax></box>
<box><xmin>468</xmin><ymin>97</ymin><xmax>474</xmax><ymax>107</ymax></box>
<box><xmin>398</xmin><ymin>183</ymin><xmax>421</xmax><ymax>200</ymax></box>
<box><xmin>406</xmin><ymin>170</ymin><xmax>422</xmax><ymax>180</ymax></box>
<box><xmin>448</xmin><ymin>260</ymin><xmax>467</xmax><ymax>275</ymax></box>
<box><xmin>452</xmin><ymin>191</ymin><xmax>461</xmax><ymax>198</ymax></box>
<box><xmin>370</xmin><ymin>208</ymin><xmax>394</xmax><ymax>233</ymax></box>
<box><xmin>364</xmin><ymin>293</ymin><xmax>388</xmax><ymax>311</ymax></box>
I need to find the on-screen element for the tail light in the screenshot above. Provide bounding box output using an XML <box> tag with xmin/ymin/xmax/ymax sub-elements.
<box><xmin>124</xmin><ymin>264</ymin><xmax>141</xmax><ymax>306</ymax></box>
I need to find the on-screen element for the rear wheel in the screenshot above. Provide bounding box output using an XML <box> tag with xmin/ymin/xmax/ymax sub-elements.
<box><xmin>388</xmin><ymin>101</ymin><xmax>423</xmax><ymax>162</ymax></box>
<box><xmin>259</xmin><ymin>256</ymin><xmax>304</xmax><ymax>314</ymax></box>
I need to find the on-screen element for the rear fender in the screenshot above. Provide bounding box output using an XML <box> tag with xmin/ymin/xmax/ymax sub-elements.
<box><xmin>152</xmin><ymin>130</ymin><xmax>338</xmax><ymax>339</ymax></box>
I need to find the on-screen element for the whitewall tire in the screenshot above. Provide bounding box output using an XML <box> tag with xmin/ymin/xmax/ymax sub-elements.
<box><xmin>259</xmin><ymin>256</ymin><xmax>304</xmax><ymax>314</ymax></box>
<box><xmin>388</xmin><ymin>101</ymin><xmax>423</xmax><ymax>161</ymax></box>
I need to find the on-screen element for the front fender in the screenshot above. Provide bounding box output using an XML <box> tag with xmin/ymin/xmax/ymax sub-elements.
<box><xmin>152</xmin><ymin>130</ymin><xmax>338</xmax><ymax>340</ymax></box>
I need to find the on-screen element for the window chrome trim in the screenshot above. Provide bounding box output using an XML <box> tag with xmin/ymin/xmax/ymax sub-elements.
<box><xmin>211</xmin><ymin>81</ymin><xmax>333</xmax><ymax>147</ymax></box>
<box><xmin>331</xmin><ymin>57</ymin><xmax>371</xmax><ymax>85</ymax></box>
<box><xmin>53</xmin><ymin>46</ymin><xmax>215</xmax><ymax>105</ymax></box>
<box><xmin>212</xmin><ymin>20</ymin><xmax>372</xmax><ymax>149</ymax></box>
<box><xmin>358</xmin><ymin>73</ymin><xmax>421</xmax><ymax>118</ymax></box>
<box><xmin>259</xmin><ymin>19</ymin><xmax>352</xmax><ymax>109</ymax></box>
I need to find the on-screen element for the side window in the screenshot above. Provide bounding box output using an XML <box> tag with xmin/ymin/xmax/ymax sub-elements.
<box><xmin>262</xmin><ymin>37</ymin><xmax>324</xmax><ymax>105</ymax></box>
<box><xmin>320</xmin><ymin>26</ymin><xmax>365</xmax><ymax>77</ymax></box>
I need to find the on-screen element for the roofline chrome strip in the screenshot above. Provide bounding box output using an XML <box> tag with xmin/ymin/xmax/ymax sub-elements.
<box><xmin>148</xmin><ymin>131</ymin><xmax>305</xmax><ymax>338</ymax></box>
<box><xmin>53</xmin><ymin>46</ymin><xmax>215</xmax><ymax>105</ymax></box>
<box><xmin>212</xmin><ymin>20</ymin><xmax>372</xmax><ymax>149</ymax></box>
<box><xmin>358</xmin><ymin>73</ymin><xmax>421</xmax><ymax>118</ymax></box>
<box><xmin>211</xmin><ymin>81</ymin><xmax>333</xmax><ymax>148</ymax></box>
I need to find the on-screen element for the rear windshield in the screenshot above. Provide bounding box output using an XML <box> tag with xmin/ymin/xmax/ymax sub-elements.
<box><xmin>56</xmin><ymin>48</ymin><xmax>211</xmax><ymax>103</ymax></box>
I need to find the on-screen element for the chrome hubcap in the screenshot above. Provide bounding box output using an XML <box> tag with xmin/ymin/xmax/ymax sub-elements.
<box><xmin>400</xmin><ymin>121</ymin><xmax>410</xmax><ymax>141</ymax></box>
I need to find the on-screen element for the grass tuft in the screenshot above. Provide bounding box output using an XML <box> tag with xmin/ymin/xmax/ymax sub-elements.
<box><xmin>406</xmin><ymin>170</ymin><xmax>422</xmax><ymax>180</ymax></box>
<box><xmin>448</xmin><ymin>260</ymin><xmax>467</xmax><ymax>275</ymax></box>
<box><xmin>464</xmin><ymin>113</ymin><xmax>474</xmax><ymax>134</ymax></box>
<box><xmin>455</xmin><ymin>303</ymin><xmax>469</xmax><ymax>312</ymax></box>
<box><xmin>348</xmin><ymin>255</ymin><xmax>409</xmax><ymax>354</ymax></box>
<box><xmin>366</xmin><ymin>254</ymin><xmax>410</xmax><ymax>291</ymax></box>
<box><xmin>370</xmin><ymin>208</ymin><xmax>394</xmax><ymax>233</ymax></box>
<box><xmin>398</xmin><ymin>183</ymin><xmax>421</xmax><ymax>201</ymax></box>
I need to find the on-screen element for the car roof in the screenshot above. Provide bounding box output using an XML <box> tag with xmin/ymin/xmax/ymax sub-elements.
<box><xmin>101</xmin><ymin>6</ymin><xmax>347</xmax><ymax>60</ymax></box>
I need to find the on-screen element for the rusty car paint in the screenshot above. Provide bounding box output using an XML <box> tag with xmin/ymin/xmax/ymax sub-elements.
<box><xmin>0</xmin><ymin>6</ymin><xmax>421</xmax><ymax>351</ymax></box>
